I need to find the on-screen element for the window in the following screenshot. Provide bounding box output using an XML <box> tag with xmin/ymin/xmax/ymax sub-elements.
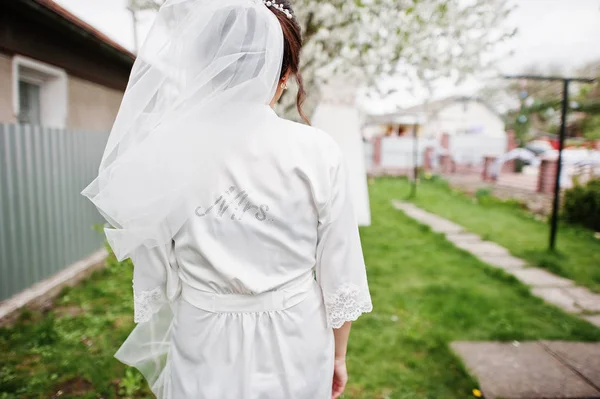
<box><xmin>12</xmin><ymin>56</ymin><xmax>67</xmax><ymax>128</ymax></box>
<box><xmin>18</xmin><ymin>80</ymin><xmax>42</xmax><ymax>125</ymax></box>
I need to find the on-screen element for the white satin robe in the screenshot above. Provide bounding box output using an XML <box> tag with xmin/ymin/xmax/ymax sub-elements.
<box><xmin>114</xmin><ymin>106</ymin><xmax>372</xmax><ymax>399</ymax></box>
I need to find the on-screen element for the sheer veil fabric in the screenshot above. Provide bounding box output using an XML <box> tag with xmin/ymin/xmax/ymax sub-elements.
<box><xmin>82</xmin><ymin>0</ymin><xmax>373</xmax><ymax>397</ymax></box>
<box><xmin>82</xmin><ymin>0</ymin><xmax>283</xmax><ymax>262</ymax></box>
<box><xmin>81</xmin><ymin>0</ymin><xmax>285</xmax><ymax>395</ymax></box>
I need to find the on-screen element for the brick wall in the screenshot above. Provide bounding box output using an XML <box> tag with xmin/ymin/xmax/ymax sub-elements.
<box><xmin>372</xmin><ymin>136</ymin><xmax>382</xmax><ymax>167</ymax></box>
<box><xmin>502</xmin><ymin>130</ymin><xmax>517</xmax><ymax>173</ymax></box>
<box><xmin>446</xmin><ymin>174</ymin><xmax>554</xmax><ymax>215</ymax></box>
<box><xmin>482</xmin><ymin>156</ymin><xmax>497</xmax><ymax>181</ymax></box>
<box><xmin>424</xmin><ymin>147</ymin><xmax>434</xmax><ymax>171</ymax></box>
<box><xmin>537</xmin><ymin>159</ymin><xmax>558</xmax><ymax>194</ymax></box>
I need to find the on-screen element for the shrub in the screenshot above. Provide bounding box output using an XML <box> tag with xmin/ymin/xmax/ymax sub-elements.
<box><xmin>514</xmin><ymin>158</ymin><xmax>527</xmax><ymax>173</ymax></box>
<box><xmin>562</xmin><ymin>179</ymin><xmax>600</xmax><ymax>232</ymax></box>
<box><xmin>474</xmin><ymin>187</ymin><xmax>525</xmax><ymax>210</ymax></box>
<box><xmin>475</xmin><ymin>188</ymin><xmax>492</xmax><ymax>202</ymax></box>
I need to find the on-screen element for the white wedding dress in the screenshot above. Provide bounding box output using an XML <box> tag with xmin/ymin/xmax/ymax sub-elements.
<box><xmin>81</xmin><ymin>1</ymin><xmax>372</xmax><ymax>397</ymax></box>
<box><xmin>116</xmin><ymin>106</ymin><xmax>372</xmax><ymax>398</ymax></box>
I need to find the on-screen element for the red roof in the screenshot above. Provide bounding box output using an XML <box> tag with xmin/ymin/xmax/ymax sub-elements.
<box><xmin>34</xmin><ymin>0</ymin><xmax>136</xmax><ymax>61</ymax></box>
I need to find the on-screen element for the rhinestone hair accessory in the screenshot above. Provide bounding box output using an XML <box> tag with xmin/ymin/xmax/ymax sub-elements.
<box><xmin>262</xmin><ymin>0</ymin><xmax>293</xmax><ymax>19</ymax></box>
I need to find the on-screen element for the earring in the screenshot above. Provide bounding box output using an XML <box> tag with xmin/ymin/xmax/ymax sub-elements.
<box><xmin>281</xmin><ymin>81</ymin><xmax>288</xmax><ymax>90</ymax></box>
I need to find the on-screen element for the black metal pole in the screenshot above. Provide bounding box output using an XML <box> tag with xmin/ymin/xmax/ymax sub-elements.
<box><xmin>410</xmin><ymin>122</ymin><xmax>418</xmax><ymax>198</ymax></box>
<box><xmin>503</xmin><ymin>74</ymin><xmax>595</xmax><ymax>252</ymax></box>
<box><xmin>549</xmin><ymin>79</ymin><xmax>569</xmax><ymax>251</ymax></box>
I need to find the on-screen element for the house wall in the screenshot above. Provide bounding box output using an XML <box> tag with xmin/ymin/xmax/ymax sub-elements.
<box><xmin>0</xmin><ymin>52</ymin><xmax>124</xmax><ymax>130</ymax></box>
<box><xmin>424</xmin><ymin>101</ymin><xmax>506</xmax><ymax>138</ymax></box>
<box><xmin>67</xmin><ymin>75</ymin><xmax>123</xmax><ymax>131</ymax></box>
<box><xmin>0</xmin><ymin>2</ymin><xmax>132</xmax><ymax>92</ymax></box>
<box><xmin>0</xmin><ymin>0</ymin><xmax>132</xmax><ymax>129</ymax></box>
<box><xmin>0</xmin><ymin>53</ymin><xmax>17</xmax><ymax>124</ymax></box>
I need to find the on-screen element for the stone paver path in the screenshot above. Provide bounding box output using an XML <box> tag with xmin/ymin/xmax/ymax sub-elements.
<box><xmin>511</xmin><ymin>268</ymin><xmax>574</xmax><ymax>288</ymax></box>
<box><xmin>391</xmin><ymin>200</ymin><xmax>600</xmax><ymax>325</ymax></box>
<box><xmin>392</xmin><ymin>200</ymin><xmax>600</xmax><ymax>399</ymax></box>
<box><xmin>586</xmin><ymin>315</ymin><xmax>600</xmax><ymax>327</ymax></box>
<box><xmin>452</xmin><ymin>341</ymin><xmax>600</xmax><ymax>399</ymax></box>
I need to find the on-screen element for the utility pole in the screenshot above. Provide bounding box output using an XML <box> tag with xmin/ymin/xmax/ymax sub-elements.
<box><xmin>127</xmin><ymin>0</ymin><xmax>161</xmax><ymax>53</ymax></box>
<box><xmin>504</xmin><ymin>75</ymin><xmax>596</xmax><ymax>251</ymax></box>
<box><xmin>410</xmin><ymin>120</ymin><xmax>419</xmax><ymax>198</ymax></box>
<box><xmin>127</xmin><ymin>6</ymin><xmax>139</xmax><ymax>53</ymax></box>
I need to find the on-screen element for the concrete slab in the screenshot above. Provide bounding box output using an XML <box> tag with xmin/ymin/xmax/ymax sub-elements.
<box><xmin>562</xmin><ymin>287</ymin><xmax>600</xmax><ymax>312</ymax></box>
<box><xmin>476</xmin><ymin>255</ymin><xmax>526</xmax><ymax>270</ymax></box>
<box><xmin>391</xmin><ymin>200</ymin><xmax>464</xmax><ymax>233</ymax></box>
<box><xmin>406</xmin><ymin>211</ymin><xmax>446</xmax><ymax>228</ymax></box>
<box><xmin>453</xmin><ymin>240</ymin><xmax>510</xmax><ymax>256</ymax></box>
<box><xmin>477</xmin><ymin>255</ymin><xmax>527</xmax><ymax>270</ymax></box>
<box><xmin>390</xmin><ymin>200</ymin><xmax>416</xmax><ymax>212</ymax></box>
<box><xmin>408</xmin><ymin>211</ymin><xmax>439</xmax><ymax>223</ymax></box>
<box><xmin>424</xmin><ymin>218</ymin><xmax>465</xmax><ymax>234</ymax></box>
<box><xmin>541</xmin><ymin>341</ymin><xmax>600</xmax><ymax>391</ymax></box>
<box><xmin>510</xmin><ymin>268</ymin><xmax>574</xmax><ymax>288</ymax></box>
<box><xmin>391</xmin><ymin>200</ymin><xmax>433</xmax><ymax>220</ymax></box>
<box><xmin>579</xmin><ymin>300</ymin><xmax>600</xmax><ymax>313</ymax></box>
<box><xmin>445</xmin><ymin>232</ymin><xmax>482</xmax><ymax>243</ymax></box>
<box><xmin>451</xmin><ymin>341</ymin><xmax>600</xmax><ymax>399</ymax></box>
<box><xmin>391</xmin><ymin>201</ymin><xmax>441</xmax><ymax>223</ymax></box>
<box><xmin>584</xmin><ymin>315</ymin><xmax>600</xmax><ymax>328</ymax></box>
<box><xmin>531</xmin><ymin>288</ymin><xmax>580</xmax><ymax>313</ymax></box>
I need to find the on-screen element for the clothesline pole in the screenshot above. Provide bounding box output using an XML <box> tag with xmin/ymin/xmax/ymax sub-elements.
<box><xmin>503</xmin><ymin>74</ymin><xmax>596</xmax><ymax>252</ymax></box>
<box><xmin>410</xmin><ymin>122</ymin><xmax>418</xmax><ymax>198</ymax></box>
<box><xmin>549</xmin><ymin>79</ymin><xmax>569</xmax><ymax>252</ymax></box>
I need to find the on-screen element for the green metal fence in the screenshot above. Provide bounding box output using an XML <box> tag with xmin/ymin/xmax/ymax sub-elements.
<box><xmin>0</xmin><ymin>124</ymin><xmax>108</xmax><ymax>301</ymax></box>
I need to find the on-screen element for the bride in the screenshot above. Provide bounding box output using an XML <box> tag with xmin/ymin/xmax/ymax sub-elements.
<box><xmin>82</xmin><ymin>0</ymin><xmax>372</xmax><ymax>397</ymax></box>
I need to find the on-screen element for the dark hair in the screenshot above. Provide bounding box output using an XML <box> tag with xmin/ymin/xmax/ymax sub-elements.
<box><xmin>267</xmin><ymin>0</ymin><xmax>309</xmax><ymax>124</ymax></box>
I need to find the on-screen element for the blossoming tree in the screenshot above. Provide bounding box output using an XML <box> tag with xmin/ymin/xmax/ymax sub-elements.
<box><xmin>129</xmin><ymin>0</ymin><xmax>514</xmax><ymax>117</ymax></box>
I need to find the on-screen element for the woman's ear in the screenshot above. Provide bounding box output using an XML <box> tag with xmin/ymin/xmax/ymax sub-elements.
<box><xmin>270</xmin><ymin>69</ymin><xmax>293</xmax><ymax>107</ymax></box>
<box><xmin>281</xmin><ymin>69</ymin><xmax>292</xmax><ymax>84</ymax></box>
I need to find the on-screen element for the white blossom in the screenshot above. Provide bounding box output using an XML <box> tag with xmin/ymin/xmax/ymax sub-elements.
<box><xmin>129</xmin><ymin>0</ymin><xmax>514</xmax><ymax>119</ymax></box>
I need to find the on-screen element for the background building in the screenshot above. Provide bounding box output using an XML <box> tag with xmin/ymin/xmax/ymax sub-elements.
<box><xmin>0</xmin><ymin>0</ymin><xmax>134</xmax><ymax>131</ymax></box>
<box><xmin>363</xmin><ymin>97</ymin><xmax>508</xmax><ymax>174</ymax></box>
<box><xmin>364</xmin><ymin>96</ymin><xmax>506</xmax><ymax>140</ymax></box>
<box><xmin>0</xmin><ymin>0</ymin><xmax>135</xmax><ymax>303</ymax></box>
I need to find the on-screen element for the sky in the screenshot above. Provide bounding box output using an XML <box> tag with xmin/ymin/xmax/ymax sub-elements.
<box><xmin>500</xmin><ymin>0</ymin><xmax>600</xmax><ymax>72</ymax></box>
<box><xmin>54</xmin><ymin>0</ymin><xmax>600</xmax><ymax>111</ymax></box>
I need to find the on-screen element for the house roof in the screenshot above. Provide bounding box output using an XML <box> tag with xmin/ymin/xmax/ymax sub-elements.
<box><xmin>366</xmin><ymin>96</ymin><xmax>502</xmax><ymax>125</ymax></box>
<box><xmin>0</xmin><ymin>0</ymin><xmax>135</xmax><ymax>90</ymax></box>
<box><xmin>33</xmin><ymin>0</ymin><xmax>136</xmax><ymax>62</ymax></box>
<box><xmin>402</xmin><ymin>96</ymin><xmax>473</xmax><ymax>114</ymax></box>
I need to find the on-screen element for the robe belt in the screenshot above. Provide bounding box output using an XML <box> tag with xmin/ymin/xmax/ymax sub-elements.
<box><xmin>180</xmin><ymin>271</ymin><xmax>318</xmax><ymax>313</ymax></box>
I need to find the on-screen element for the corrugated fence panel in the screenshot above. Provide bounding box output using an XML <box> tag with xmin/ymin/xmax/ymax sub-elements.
<box><xmin>0</xmin><ymin>124</ymin><xmax>109</xmax><ymax>301</ymax></box>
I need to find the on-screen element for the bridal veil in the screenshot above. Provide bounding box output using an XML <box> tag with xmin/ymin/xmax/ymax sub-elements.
<box><xmin>81</xmin><ymin>1</ymin><xmax>285</xmax><ymax>395</ymax></box>
<box><xmin>82</xmin><ymin>0</ymin><xmax>284</xmax><ymax>262</ymax></box>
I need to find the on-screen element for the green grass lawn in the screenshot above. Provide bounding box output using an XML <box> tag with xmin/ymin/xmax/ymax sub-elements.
<box><xmin>386</xmin><ymin>177</ymin><xmax>600</xmax><ymax>293</ymax></box>
<box><xmin>2</xmin><ymin>177</ymin><xmax>600</xmax><ymax>399</ymax></box>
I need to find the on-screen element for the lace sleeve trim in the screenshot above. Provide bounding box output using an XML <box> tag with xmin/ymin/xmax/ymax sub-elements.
<box><xmin>324</xmin><ymin>283</ymin><xmax>373</xmax><ymax>329</ymax></box>
<box><xmin>133</xmin><ymin>286</ymin><xmax>166</xmax><ymax>323</ymax></box>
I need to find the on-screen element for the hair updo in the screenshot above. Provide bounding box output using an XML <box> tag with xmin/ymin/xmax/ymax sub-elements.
<box><xmin>265</xmin><ymin>0</ymin><xmax>309</xmax><ymax>124</ymax></box>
